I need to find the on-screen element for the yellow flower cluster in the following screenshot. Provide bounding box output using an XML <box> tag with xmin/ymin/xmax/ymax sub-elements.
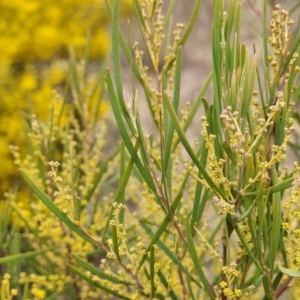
<box><xmin>132</xmin><ymin>0</ymin><xmax>185</xmax><ymax>123</ymax></box>
<box><xmin>0</xmin><ymin>274</ymin><xmax>17</xmax><ymax>300</ymax></box>
<box><xmin>215</xmin><ymin>262</ymin><xmax>246</xmax><ymax>299</ymax></box>
<box><xmin>268</xmin><ymin>4</ymin><xmax>295</xmax><ymax>78</ymax></box>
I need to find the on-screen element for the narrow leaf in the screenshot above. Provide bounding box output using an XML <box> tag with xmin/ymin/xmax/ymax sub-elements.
<box><xmin>67</xmin><ymin>264</ymin><xmax>131</xmax><ymax>300</ymax></box>
<box><xmin>185</xmin><ymin>219</ymin><xmax>215</xmax><ymax>299</ymax></box>
<box><xmin>20</xmin><ymin>170</ymin><xmax>98</xmax><ymax>247</ymax></box>
<box><xmin>0</xmin><ymin>247</ymin><xmax>57</xmax><ymax>265</ymax></box>
<box><xmin>278</xmin><ymin>265</ymin><xmax>300</xmax><ymax>278</ymax></box>
<box><xmin>72</xmin><ymin>254</ymin><xmax>128</xmax><ymax>284</ymax></box>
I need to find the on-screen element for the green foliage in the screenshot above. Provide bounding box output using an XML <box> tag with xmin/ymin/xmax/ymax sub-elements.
<box><xmin>1</xmin><ymin>0</ymin><xmax>300</xmax><ymax>299</ymax></box>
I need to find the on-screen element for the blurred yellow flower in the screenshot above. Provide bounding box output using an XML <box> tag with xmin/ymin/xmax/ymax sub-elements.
<box><xmin>20</xmin><ymin>74</ymin><xmax>37</xmax><ymax>91</ymax></box>
<box><xmin>0</xmin><ymin>0</ymin><xmax>133</xmax><ymax>200</ymax></box>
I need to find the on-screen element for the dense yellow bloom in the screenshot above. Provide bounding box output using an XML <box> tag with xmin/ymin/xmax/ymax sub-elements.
<box><xmin>0</xmin><ymin>0</ymin><xmax>112</xmax><ymax>62</ymax></box>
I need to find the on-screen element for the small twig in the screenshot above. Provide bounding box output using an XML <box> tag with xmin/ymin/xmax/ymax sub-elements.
<box><xmin>275</xmin><ymin>276</ymin><xmax>293</xmax><ymax>298</ymax></box>
<box><xmin>133</xmin><ymin>111</ymin><xmax>188</xmax><ymax>247</ymax></box>
<box><xmin>120</xmin><ymin>261</ymin><xmax>145</xmax><ymax>290</ymax></box>
<box><xmin>221</xmin><ymin>225</ymin><xmax>227</xmax><ymax>300</ymax></box>
<box><xmin>178</xmin><ymin>268</ymin><xmax>188</xmax><ymax>299</ymax></box>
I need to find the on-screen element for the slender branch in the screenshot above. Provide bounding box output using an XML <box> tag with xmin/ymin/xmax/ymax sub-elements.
<box><xmin>275</xmin><ymin>277</ymin><xmax>293</xmax><ymax>298</ymax></box>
